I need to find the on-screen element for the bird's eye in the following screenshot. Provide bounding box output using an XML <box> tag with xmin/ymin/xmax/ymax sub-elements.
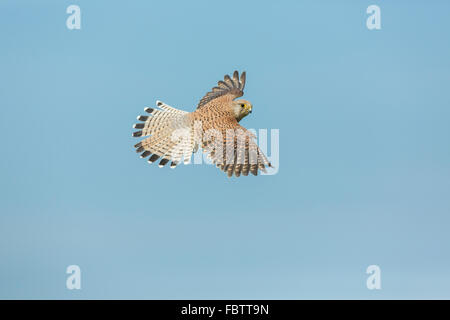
<box><xmin>241</xmin><ymin>104</ymin><xmax>245</xmax><ymax>108</ymax></box>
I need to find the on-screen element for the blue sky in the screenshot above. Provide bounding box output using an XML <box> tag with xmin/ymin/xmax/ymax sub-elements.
<box><xmin>1</xmin><ymin>0</ymin><xmax>450</xmax><ymax>299</ymax></box>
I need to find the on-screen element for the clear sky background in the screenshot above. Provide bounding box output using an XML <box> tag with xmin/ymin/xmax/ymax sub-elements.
<box><xmin>1</xmin><ymin>0</ymin><xmax>449</xmax><ymax>299</ymax></box>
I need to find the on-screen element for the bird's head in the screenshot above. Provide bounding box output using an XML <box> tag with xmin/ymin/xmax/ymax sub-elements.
<box><xmin>231</xmin><ymin>99</ymin><xmax>253</xmax><ymax>122</ymax></box>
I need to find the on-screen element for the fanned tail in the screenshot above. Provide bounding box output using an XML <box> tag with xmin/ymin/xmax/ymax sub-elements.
<box><xmin>133</xmin><ymin>101</ymin><xmax>196</xmax><ymax>168</ymax></box>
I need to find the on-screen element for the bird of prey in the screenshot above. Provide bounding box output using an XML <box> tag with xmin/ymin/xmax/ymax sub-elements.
<box><xmin>132</xmin><ymin>71</ymin><xmax>272</xmax><ymax>177</ymax></box>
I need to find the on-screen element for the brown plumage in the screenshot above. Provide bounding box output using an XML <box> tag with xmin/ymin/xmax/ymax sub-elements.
<box><xmin>132</xmin><ymin>71</ymin><xmax>272</xmax><ymax>177</ymax></box>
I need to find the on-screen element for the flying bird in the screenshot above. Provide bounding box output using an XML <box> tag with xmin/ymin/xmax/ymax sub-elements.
<box><xmin>132</xmin><ymin>71</ymin><xmax>272</xmax><ymax>177</ymax></box>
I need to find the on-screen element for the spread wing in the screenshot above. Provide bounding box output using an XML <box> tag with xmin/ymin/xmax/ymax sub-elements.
<box><xmin>202</xmin><ymin>119</ymin><xmax>272</xmax><ymax>177</ymax></box>
<box><xmin>197</xmin><ymin>70</ymin><xmax>246</xmax><ymax>109</ymax></box>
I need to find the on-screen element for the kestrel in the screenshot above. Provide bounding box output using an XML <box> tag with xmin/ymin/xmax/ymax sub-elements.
<box><xmin>132</xmin><ymin>71</ymin><xmax>272</xmax><ymax>177</ymax></box>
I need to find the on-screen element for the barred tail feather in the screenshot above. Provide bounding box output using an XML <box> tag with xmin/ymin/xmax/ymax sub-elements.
<box><xmin>133</xmin><ymin>101</ymin><xmax>195</xmax><ymax>168</ymax></box>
